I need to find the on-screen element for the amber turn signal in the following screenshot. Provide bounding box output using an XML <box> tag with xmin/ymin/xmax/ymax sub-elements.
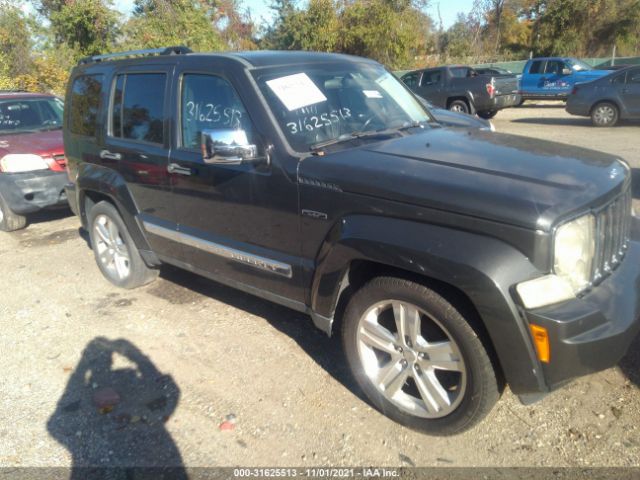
<box><xmin>529</xmin><ymin>324</ymin><xmax>550</xmax><ymax>363</ymax></box>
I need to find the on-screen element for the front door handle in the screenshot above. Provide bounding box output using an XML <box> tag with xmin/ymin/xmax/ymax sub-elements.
<box><xmin>100</xmin><ymin>150</ymin><xmax>122</xmax><ymax>161</ymax></box>
<box><xmin>168</xmin><ymin>163</ymin><xmax>192</xmax><ymax>176</ymax></box>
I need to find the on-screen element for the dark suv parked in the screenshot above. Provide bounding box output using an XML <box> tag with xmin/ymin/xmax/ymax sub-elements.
<box><xmin>64</xmin><ymin>47</ymin><xmax>640</xmax><ymax>435</ymax></box>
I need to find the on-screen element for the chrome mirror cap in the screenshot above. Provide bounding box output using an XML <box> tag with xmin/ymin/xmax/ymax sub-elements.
<box><xmin>202</xmin><ymin>128</ymin><xmax>258</xmax><ymax>164</ymax></box>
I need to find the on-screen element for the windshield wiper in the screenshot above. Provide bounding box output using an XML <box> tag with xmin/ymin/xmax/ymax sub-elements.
<box><xmin>310</xmin><ymin>122</ymin><xmax>425</xmax><ymax>151</ymax></box>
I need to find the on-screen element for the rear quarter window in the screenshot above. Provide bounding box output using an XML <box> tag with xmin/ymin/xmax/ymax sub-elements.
<box><xmin>69</xmin><ymin>74</ymin><xmax>104</xmax><ymax>137</ymax></box>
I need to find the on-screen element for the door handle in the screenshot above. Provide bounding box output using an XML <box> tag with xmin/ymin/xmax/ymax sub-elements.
<box><xmin>167</xmin><ymin>163</ymin><xmax>192</xmax><ymax>176</ymax></box>
<box><xmin>100</xmin><ymin>150</ymin><xmax>122</xmax><ymax>161</ymax></box>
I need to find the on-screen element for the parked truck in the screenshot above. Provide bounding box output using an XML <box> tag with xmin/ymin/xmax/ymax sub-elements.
<box><xmin>519</xmin><ymin>57</ymin><xmax>614</xmax><ymax>102</ymax></box>
<box><xmin>401</xmin><ymin>65</ymin><xmax>520</xmax><ymax>119</ymax></box>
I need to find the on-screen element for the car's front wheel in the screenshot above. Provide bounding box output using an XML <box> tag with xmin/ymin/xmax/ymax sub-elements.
<box><xmin>88</xmin><ymin>201</ymin><xmax>158</xmax><ymax>289</ymax></box>
<box><xmin>591</xmin><ymin>102</ymin><xmax>619</xmax><ymax>127</ymax></box>
<box><xmin>342</xmin><ymin>277</ymin><xmax>500</xmax><ymax>435</ymax></box>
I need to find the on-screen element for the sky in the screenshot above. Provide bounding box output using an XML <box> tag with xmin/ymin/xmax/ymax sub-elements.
<box><xmin>112</xmin><ymin>0</ymin><xmax>477</xmax><ymax>29</ymax></box>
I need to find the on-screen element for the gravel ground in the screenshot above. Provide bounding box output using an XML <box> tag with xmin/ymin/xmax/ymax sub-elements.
<box><xmin>1</xmin><ymin>103</ymin><xmax>640</xmax><ymax>469</ymax></box>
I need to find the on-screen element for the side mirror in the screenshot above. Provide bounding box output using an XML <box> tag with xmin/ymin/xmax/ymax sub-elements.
<box><xmin>562</xmin><ymin>68</ymin><xmax>572</xmax><ymax>75</ymax></box>
<box><xmin>201</xmin><ymin>128</ymin><xmax>258</xmax><ymax>165</ymax></box>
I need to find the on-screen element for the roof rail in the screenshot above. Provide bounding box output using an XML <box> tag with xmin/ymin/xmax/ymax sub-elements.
<box><xmin>0</xmin><ymin>89</ymin><xmax>28</xmax><ymax>93</ymax></box>
<box><xmin>78</xmin><ymin>46</ymin><xmax>192</xmax><ymax>65</ymax></box>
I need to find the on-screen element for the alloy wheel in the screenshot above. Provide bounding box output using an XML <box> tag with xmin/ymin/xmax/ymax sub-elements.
<box><xmin>356</xmin><ymin>300</ymin><xmax>467</xmax><ymax>418</ymax></box>
<box><xmin>93</xmin><ymin>214</ymin><xmax>131</xmax><ymax>281</ymax></box>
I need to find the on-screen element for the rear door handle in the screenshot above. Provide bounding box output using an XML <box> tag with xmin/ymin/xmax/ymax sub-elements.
<box><xmin>100</xmin><ymin>150</ymin><xmax>122</xmax><ymax>161</ymax></box>
<box><xmin>168</xmin><ymin>163</ymin><xmax>192</xmax><ymax>176</ymax></box>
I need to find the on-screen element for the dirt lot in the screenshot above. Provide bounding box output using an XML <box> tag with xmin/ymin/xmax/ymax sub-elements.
<box><xmin>1</xmin><ymin>103</ymin><xmax>640</xmax><ymax>470</ymax></box>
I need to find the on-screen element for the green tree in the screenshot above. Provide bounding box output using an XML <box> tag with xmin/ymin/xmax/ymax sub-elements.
<box><xmin>123</xmin><ymin>0</ymin><xmax>225</xmax><ymax>51</ymax></box>
<box><xmin>40</xmin><ymin>0</ymin><xmax>119</xmax><ymax>57</ymax></box>
<box><xmin>0</xmin><ymin>3</ymin><xmax>34</xmax><ymax>78</ymax></box>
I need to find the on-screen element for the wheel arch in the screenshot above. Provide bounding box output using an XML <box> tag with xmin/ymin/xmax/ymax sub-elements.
<box><xmin>310</xmin><ymin>214</ymin><xmax>546</xmax><ymax>395</ymax></box>
<box><xmin>589</xmin><ymin>99</ymin><xmax>621</xmax><ymax>116</ymax></box>
<box><xmin>76</xmin><ymin>163</ymin><xmax>157</xmax><ymax>263</ymax></box>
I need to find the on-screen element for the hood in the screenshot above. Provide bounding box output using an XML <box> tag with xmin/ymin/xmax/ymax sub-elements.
<box><xmin>0</xmin><ymin>129</ymin><xmax>64</xmax><ymax>159</ymax></box>
<box><xmin>299</xmin><ymin>128</ymin><xmax>627</xmax><ymax>232</ymax></box>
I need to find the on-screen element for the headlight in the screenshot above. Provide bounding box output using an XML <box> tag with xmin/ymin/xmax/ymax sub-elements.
<box><xmin>0</xmin><ymin>154</ymin><xmax>50</xmax><ymax>173</ymax></box>
<box><xmin>553</xmin><ymin>214</ymin><xmax>595</xmax><ymax>293</ymax></box>
<box><xmin>516</xmin><ymin>214</ymin><xmax>595</xmax><ymax>309</ymax></box>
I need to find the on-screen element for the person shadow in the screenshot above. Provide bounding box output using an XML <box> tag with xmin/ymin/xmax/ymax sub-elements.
<box><xmin>47</xmin><ymin>337</ymin><xmax>187</xmax><ymax>480</ymax></box>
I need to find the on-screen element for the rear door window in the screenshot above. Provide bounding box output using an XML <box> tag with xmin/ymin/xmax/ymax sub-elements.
<box><xmin>69</xmin><ymin>74</ymin><xmax>104</xmax><ymax>137</ymax></box>
<box><xmin>450</xmin><ymin>67</ymin><xmax>470</xmax><ymax>78</ymax></box>
<box><xmin>110</xmin><ymin>73</ymin><xmax>166</xmax><ymax>144</ymax></box>
<box><xmin>529</xmin><ymin>61</ymin><xmax>543</xmax><ymax>74</ymax></box>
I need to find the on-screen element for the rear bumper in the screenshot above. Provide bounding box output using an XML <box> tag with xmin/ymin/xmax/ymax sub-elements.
<box><xmin>566</xmin><ymin>96</ymin><xmax>591</xmax><ymax>116</ymax></box>
<box><xmin>493</xmin><ymin>93</ymin><xmax>521</xmax><ymax>110</ymax></box>
<box><xmin>0</xmin><ymin>170</ymin><xmax>68</xmax><ymax>214</ymax></box>
<box><xmin>524</xmin><ymin>217</ymin><xmax>640</xmax><ymax>391</ymax></box>
<box><xmin>476</xmin><ymin>94</ymin><xmax>521</xmax><ymax>112</ymax></box>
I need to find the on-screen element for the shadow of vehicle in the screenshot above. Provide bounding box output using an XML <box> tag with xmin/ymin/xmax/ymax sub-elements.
<box><xmin>511</xmin><ymin>117</ymin><xmax>592</xmax><ymax>127</ymax></box>
<box><xmin>619</xmin><ymin>333</ymin><xmax>640</xmax><ymax>387</ymax></box>
<box><xmin>47</xmin><ymin>337</ymin><xmax>186</xmax><ymax>479</ymax></box>
<box><xmin>151</xmin><ymin>265</ymin><xmax>363</xmax><ymax>401</ymax></box>
<box><xmin>26</xmin><ymin>206</ymin><xmax>73</xmax><ymax>227</ymax></box>
<box><xmin>632</xmin><ymin>169</ymin><xmax>640</xmax><ymax>200</ymax></box>
<box><xmin>517</xmin><ymin>103</ymin><xmax>567</xmax><ymax>109</ymax></box>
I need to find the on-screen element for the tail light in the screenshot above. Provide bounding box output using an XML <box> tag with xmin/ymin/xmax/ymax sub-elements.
<box><xmin>486</xmin><ymin>82</ymin><xmax>496</xmax><ymax>97</ymax></box>
<box><xmin>571</xmin><ymin>86</ymin><xmax>579</xmax><ymax>95</ymax></box>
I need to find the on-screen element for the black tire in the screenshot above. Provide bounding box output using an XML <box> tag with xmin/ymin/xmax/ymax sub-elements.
<box><xmin>477</xmin><ymin>110</ymin><xmax>498</xmax><ymax>119</ymax></box>
<box><xmin>515</xmin><ymin>98</ymin><xmax>526</xmax><ymax>107</ymax></box>
<box><xmin>342</xmin><ymin>277</ymin><xmax>500</xmax><ymax>435</ymax></box>
<box><xmin>591</xmin><ymin>102</ymin><xmax>619</xmax><ymax>127</ymax></box>
<box><xmin>448</xmin><ymin>99</ymin><xmax>470</xmax><ymax>115</ymax></box>
<box><xmin>0</xmin><ymin>192</ymin><xmax>27</xmax><ymax>232</ymax></box>
<box><xmin>88</xmin><ymin>201</ymin><xmax>158</xmax><ymax>289</ymax></box>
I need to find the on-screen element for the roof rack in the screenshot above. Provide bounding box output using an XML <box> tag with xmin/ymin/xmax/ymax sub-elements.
<box><xmin>0</xmin><ymin>89</ymin><xmax>28</xmax><ymax>93</ymax></box>
<box><xmin>78</xmin><ymin>46</ymin><xmax>192</xmax><ymax>65</ymax></box>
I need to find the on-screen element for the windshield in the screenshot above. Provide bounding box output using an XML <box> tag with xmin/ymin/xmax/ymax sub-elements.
<box><xmin>253</xmin><ymin>63</ymin><xmax>431</xmax><ymax>151</ymax></box>
<box><xmin>0</xmin><ymin>97</ymin><xmax>64</xmax><ymax>135</ymax></box>
<box><xmin>569</xmin><ymin>59</ymin><xmax>593</xmax><ymax>71</ymax></box>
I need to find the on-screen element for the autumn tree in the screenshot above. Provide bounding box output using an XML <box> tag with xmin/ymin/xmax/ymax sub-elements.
<box><xmin>122</xmin><ymin>0</ymin><xmax>225</xmax><ymax>51</ymax></box>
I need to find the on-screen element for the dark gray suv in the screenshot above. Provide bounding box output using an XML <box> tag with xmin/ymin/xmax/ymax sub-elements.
<box><xmin>63</xmin><ymin>47</ymin><xmax>640</xmax><ymax>435</ymax></box>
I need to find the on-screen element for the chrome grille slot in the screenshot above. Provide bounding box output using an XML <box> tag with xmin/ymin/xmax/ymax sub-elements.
<box><xmin>592</xmin><ymin>188</ymin><xmax>631</xmax><ymax>285</ymax></box>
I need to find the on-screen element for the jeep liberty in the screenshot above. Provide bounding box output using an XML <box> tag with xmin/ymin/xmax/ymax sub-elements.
<box><xmin>63</xmin><ymin>47</ymin><xmax>640</xmax><ymax>435</ymax></box>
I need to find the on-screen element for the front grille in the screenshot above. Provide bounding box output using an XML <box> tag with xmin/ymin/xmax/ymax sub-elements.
<box><xmin>592</xmin><ymin>187</ymin><xmax>632</xmax><ymax>284</ymax></box>
<box><xmin>52</xmin><ymin>154</ymin><xmax>67</xmax><ymax>169</ymax></box>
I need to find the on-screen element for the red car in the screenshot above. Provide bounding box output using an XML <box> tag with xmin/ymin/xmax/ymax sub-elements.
<box><xmin>0</xmin><ymin>91</ymin><xmax>68</xmax><ymax>231</ymax></box>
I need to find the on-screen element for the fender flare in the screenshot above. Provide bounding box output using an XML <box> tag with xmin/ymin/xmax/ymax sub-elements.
<box><xmin>76</xmin><ymin>163</ymin><xmax>154</xmax><ymax>255</ymax></box>
<box><xmin>310</xmin><ymin>214</ymin><xmax>547</xmax><ymax>394</ymax></box>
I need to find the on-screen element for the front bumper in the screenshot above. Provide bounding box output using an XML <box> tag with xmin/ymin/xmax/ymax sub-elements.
<box><xmin>0</xmin><ymin>170</ymin><xmax>68</xmax><ymax>214</ymax></box>
<box><xmin>525</xmin><ymin>217</ymin><xmax>640</xmax><ymax>390</ymax></box>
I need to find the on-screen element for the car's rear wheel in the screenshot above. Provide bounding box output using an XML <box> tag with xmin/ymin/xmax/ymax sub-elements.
<box><xmin>591</xmin><ymin>102</ymin><xmax>619</xmax><ymax>127</ymax></box>
<box><xmin>477</xmin><ymin>110</ymin><xmax>497</xmax><ymax>119</ymax></box>
<box><xmin>88</xmin><ymin>201</ymin><xmax>158</xmax><ymax>289</ymax></box>
<box><xmin>0</xmin><ymin>192</ymin><xmax>27</xmax><ymax>232</ymax></box>
<box><xmin>448</xmin><ymin>100</ymin><xmax>470</xmax><ymax>115</ymax></box>
<box><xmin>342</xmin><ymin>277</ymin><xmax>500</xmax><ymax>435</ymax></box>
